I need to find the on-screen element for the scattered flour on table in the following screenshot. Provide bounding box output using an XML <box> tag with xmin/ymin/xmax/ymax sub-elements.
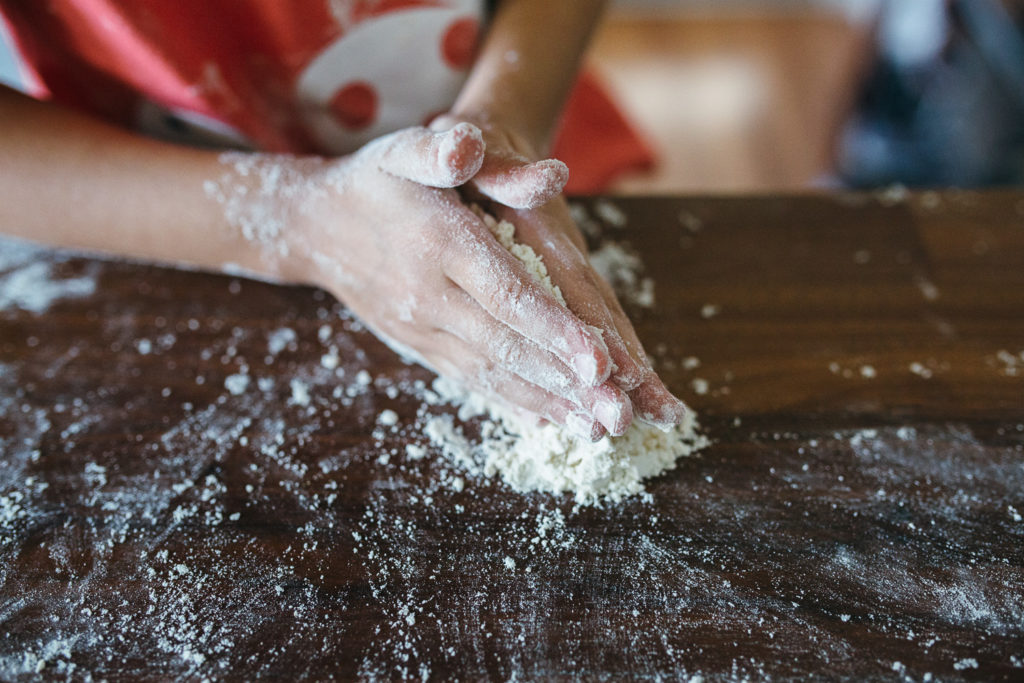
<box><xmin>422</xmin><ymin>209</ymin><xmax>709</xmax><ymax>505</ymax></box>
<box><xmin>224</xmin><ymin>373</ymin><xmax>250</xmax><ymax>396</ymax></box>
<box><xmin>592</xmin><ymin>199</ymin><xmax>628</xmax><ymax>228</ymax></box>
<box><xmin>954</xmin><ymin>658</ymin><xmax>979</xmax><ymax>671</ymax></box>
<box><xmin>992</xmin><ymin>349</ymin><xmax>1023</xmax><ymax>377</ymax></box>
<box><xmin>678</xmin><ymin>210</ymin><xmax>703</xmax><ymax>233</ymax></box>
<box><xmin>915</xmin><ymin>276</ymin><xmax>940</xmax><ymax>301</ymax></box>
<box><xmin>4</xmin><ymin>243</ymin><xmax>1022</xmax><ymax>680</ymax></box>
<box><xmin>267</xmin><ymin>327</ymin><xmax>297</xmax><ymax>356</ymax></box>
<box><xmin>321</xmin><ymin>348</ymin><xmax>340</xmax><ymax>370</ymax></box>
<box><xmin>289</xmin><ymin>378</ymin><xmax>311</xmax><ymax>406</ymax></box>
<box><xmin>0</xmin><ymin>237</ymin><xmax>98</xmax><ymax>313</ymax></box>
<box><xmin>878</xmin><ymin>183</ymin><xmax>909</xmax><ymax>206</ymax></box>
<box><xmin>700</xmin><ymin>303</ymin><xmax>720</xmax><ymax>319</ymax></box>
<box><xmin>909</xmin><ymin>362</ymin><xmax>933</xmax><ymax>379</ymax></box>
<box><xmin>567</xmin><ymin>201</ymin><xmax>656</xmax><ymax>309</ymax></box>
<box><xmin>588</xmin><ymin>242</ymin><xmax>655</xmax><ymax>309</ymax></box>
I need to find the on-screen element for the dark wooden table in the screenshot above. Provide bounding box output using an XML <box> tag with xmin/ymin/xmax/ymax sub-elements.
<box><xmin>2</xmin><ymin>192</ymin><xmax>1023</xmax><ymax>681</ymax></box>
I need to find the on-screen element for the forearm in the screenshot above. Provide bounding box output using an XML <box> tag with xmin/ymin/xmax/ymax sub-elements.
<box><xmin>452</xmin><ymin>0</ymin><xmax>607</xmax><ymax>154</ymax></box>
<box><xmin>0</xmin><ymin>86</ymin><xmax>285</xmax><ymax>279</ymax></box>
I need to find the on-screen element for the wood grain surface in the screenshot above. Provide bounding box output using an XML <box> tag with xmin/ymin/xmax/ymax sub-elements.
<box><xmin>1</xmin><ymin>192</ymin><xmax>1023</xmax><ymax>680</ymax></box>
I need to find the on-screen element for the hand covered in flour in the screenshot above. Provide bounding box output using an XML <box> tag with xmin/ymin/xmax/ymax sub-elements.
<box><xmin>268</xmin><ymin>124</ymin><xmax>633</xmax><ymax>440</ymax></box>
<box><xmin>421</xmin><ymin>115</ymin><xmax>689</xmax><ymax>430</ymax></box>
<box><xmin>487</xmin><ymin>197</ymin><xmax>688</xmax><ymax>431</ymax></box>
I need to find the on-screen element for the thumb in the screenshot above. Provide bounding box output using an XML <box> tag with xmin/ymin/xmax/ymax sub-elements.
<box><xmin>367</xmin><ymin>123</ymin><xmax>485</xmax><ymax>188</ymax></box>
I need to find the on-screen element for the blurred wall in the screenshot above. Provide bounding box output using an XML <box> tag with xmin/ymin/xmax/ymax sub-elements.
<box><xmin>610</xmin><ymin>0</ymin><xmax>882</xmax><ymax>22</ymax></box>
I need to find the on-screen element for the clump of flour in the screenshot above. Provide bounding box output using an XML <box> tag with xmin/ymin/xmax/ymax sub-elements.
<box><xmin>0</xmin><ymin>237</ymin><xmax>99</xmax><ymax>313</ymax></box>
<box><xmin>424</xmin><ymin>209</ymin><xmax>708</xmax><ymax>505</ymax></box>
<box><xmin>588</xmin><ymin>242</ymin><xmax>655</xmax><ymax>309</ymax></box>
<box><xmin>429</xmin><ymin>376</ymin><xmax>707</xmax><ymax>505</ymax></box>
<box><xmin>481</xmin><ymin>209</ymin><xmax>565</xmax><ymax>305</ymax></box>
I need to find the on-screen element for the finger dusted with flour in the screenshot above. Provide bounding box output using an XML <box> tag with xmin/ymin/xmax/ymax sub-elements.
<box><xmin>493</xmin><ymin>200</ymin><xmax>689</xmax><ymax>429</ymax></box>
<box><xmin>428</xmin><ymin>113</ymin><xmax>569</xmax><ymax>210</ymax></box>
<box><xmin>438</xmin><ymin>289</ymin><xmax>631</xmax><ymax>437</ymax></box>
<box><xmin>426</xmin><ymin>340</ymin><xmax>607</xmax><ymax>442</ymax></box>
<box><xmin>369</xmin><ymin>123</ymin><xmax>485</xmax><ymax>188</ymax></box>
<box><xmin>442</xmin><ymin>207</ymin><xmax>615</xmax><ymax>390</ymax></box>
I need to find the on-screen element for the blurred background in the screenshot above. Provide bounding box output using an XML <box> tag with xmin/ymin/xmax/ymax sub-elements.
<box><xmin>3</xmin><ymin>0</ymin><xmax>1022</xmax><ymax>193</ymax></box>
<box><xmin>596</xmin><ymin>0</ymin><xmax>1024</xmax><ymax>192</ymax></box>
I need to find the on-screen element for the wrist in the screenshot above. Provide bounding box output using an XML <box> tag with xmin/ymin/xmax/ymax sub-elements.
<box><xmin>203</xmin><ymin>151</ymin><xmax>329</xmax><ymax>285</ymax></box>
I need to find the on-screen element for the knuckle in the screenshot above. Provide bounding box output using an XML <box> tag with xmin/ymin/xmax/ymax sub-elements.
<box><xmin>467</xmin><ymin>258</ymin><xmax>524</xmax><ymax>316</ymax></box>
<box><xmin>496</xmin><ymin>274</ymin><xmax>530</xmax><ymax>312</ymax></box>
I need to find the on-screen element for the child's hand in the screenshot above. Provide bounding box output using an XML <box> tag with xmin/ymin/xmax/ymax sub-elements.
<box><xmin>405</xmin><ymin>118</ymin><xmax>686</xmax><ymax>430</ymax></box>
<box><xmin>272</xmin><ymin>126</ymin><xmax>633</xmax><ymax>439</ymax></box>
<box><xmin>423</xmin><ymin>115</ymin><xmax>687</xmax><ymax>430</ymax></box>
<box><xmin>490</xmin><ymin>197</ymin><xmax>687</xmax><ymax>430</ymax></box>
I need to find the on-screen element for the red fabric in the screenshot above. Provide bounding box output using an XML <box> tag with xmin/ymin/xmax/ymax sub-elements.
<box><xmin>1</xmin><ymin>1</ymin><xmax>653</xmax><ymax>191</ymax></box>
<box><xmin>552</xmin><ymin>70</ymin><xmax>657</xmax><ymax>194</ymax></box>
<box><xmin>0</xmin><ymin>0</ymin><xmax>449</xmax><ymax>151</ymax></box>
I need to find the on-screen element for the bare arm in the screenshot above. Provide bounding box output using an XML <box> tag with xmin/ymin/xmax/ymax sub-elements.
<box><xmin>454</xmin><ymin>0</ymin><xmax>607</xmax><ymax>153</ymax></box>
<box><xmin>0</xmin><ymin>85</ymin><xmax>281</xmax><ymax>278</ymax></box>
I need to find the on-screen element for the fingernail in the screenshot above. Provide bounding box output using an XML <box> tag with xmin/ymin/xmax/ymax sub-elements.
<box><xmin>438</xmin><ymin>124</ymin><xmax>483</xmax><ymax>177</ymax></box>
<box><xmin>641</xmin><ymin>395</ymin><xmax>688</xmax><ymax>430</ymax></box>
<box><xmin>593</xmin><ymin>399</ymin><xmax>627</xmax><ymax>437</ymax></box>
<box><xmin>572</xmin><ymin>353</ymin><xmax>599</xmax><ymax>385</ymax></box>
<box><xmin>671</xmin><ymin>395</ymin><xmax>688</xmax><ymax>418</ymax></box>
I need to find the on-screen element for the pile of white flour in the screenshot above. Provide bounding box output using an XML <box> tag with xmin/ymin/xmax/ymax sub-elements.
<box><xmin>422</xmin><ymin>210</ymin><xmax>708</xmax><ymax>505</ymax></box>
